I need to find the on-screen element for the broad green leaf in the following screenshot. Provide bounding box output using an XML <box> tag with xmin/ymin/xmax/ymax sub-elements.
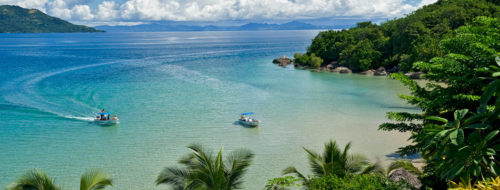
<box><xmin>466</xmin><ymin>123</ymin><xmax>491</xmax><ymax>129</ymax></box>
<box><xmin>486</xmin><ymin>148</ymin><xmax>496</xmax><ymax>156</ymax></box>
<box><xmin>454</xmin><ymin>109</ymin><xmax>469</xmax><ymax>121</ymax></box>
<box><xmin>425</xmin><ymin>116</ymin><xmax>448</xmax><ymax>124</ymax></box>
<box><xmin>456</xmin><ymin>129</ymin><xmax>464</xmax><ymax>145</ymax></box>
<box><xmin>434</xmin><ymin>129</ymin><xmax>450</xmax><ymax>142</ymax></box>
<box><xmin>450</xmin><ymin>129</ymin><xmax>459</xmax><ymax>145</ymax></box>
<box><xmin>479</xmin><ymin>81</ymin><xmax>498</xmax><ymax>113</ymax></box>
<box><xmin>485</xmin><ymin>130</ymin><xmax>499</xmax><ymax>141</ymax></box>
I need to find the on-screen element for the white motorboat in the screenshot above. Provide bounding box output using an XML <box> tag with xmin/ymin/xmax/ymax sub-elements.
<box><xmin>238</xmin><ymin>112</ymin><xmax>261</xmax><ymax>127</ymax></box>
<box><xmin>94</xmin><ymin>112</ymin><xmax>119</xmax><ymax>125</ymax></box>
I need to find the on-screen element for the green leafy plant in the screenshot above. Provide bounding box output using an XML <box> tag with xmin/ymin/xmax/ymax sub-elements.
<box><xmin>156</xmin><ymin>144</ymin><xmax>254</xmax><ymax>190</ymax></box>
<box><xmin>7</xmin><ymin>169</ymin><xmax>112</xmax><ymax>190</ymax></box>
<box><xmin>283</xmin><ymin>140</ymin><xmax>383</xmax><ymax>184</ymax></box>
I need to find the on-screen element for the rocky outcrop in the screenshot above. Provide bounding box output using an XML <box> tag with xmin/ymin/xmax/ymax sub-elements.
<box><xmin>332</xmin><ymin>66</ymin><xmax>352</xmax><ymax>73</ymax></box>
<box><xmin>374</xmin><ymin>67</ymin><xmax>388</xmax><ymax>76</ymax></box>
<box><xmin>360</xmin><ymin>69</ymin><xmax>376</xmax><ymax>75</ymax></box>
<box><xmin>388</xmin><ymin>168</ymin><xmax>422</xmax><ymax>189</ymax></box>
<box><xmin>405</xmin><ymin>71</ymin><xmax>424</xmax><ymax>79</ymax></box>
<box><xmin>272</xmin><ymin>56</ymin><xmax>293</xmax><ymax>67</ymax></box>
<box><xmin>320</xmin><ymin>61</ymin><xmax>340</xmax><ymax>72</ymax></box>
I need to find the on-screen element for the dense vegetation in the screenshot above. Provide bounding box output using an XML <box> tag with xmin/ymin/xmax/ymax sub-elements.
<box><xmin>295</xmin><ymin>0</ymin><xmax>500</xmax><ymax>72</ymax></box>
<box><xmin>7</xmin><ymin>169</ymin><xmax>112</xmax><ymax>190</ymax></box>
<box><xmin>380</xmin><ymin>16</ymin><xmax>500</xmax><ymax>187</ymax></box>
<box><xmin>0</xmin><ymin>5</ymin><xmax>102</xmax><ymax>33</ymax></box>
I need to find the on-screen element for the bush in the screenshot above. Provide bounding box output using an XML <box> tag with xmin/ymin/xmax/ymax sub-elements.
<box><xmin>306</xmin><ymin>174</ymin><xmax>414</xmax><ymax>190</ymax></box>
<box><xmin>293</xmin><ymin>53</ymin><xmax>323</xmax><ymax>69</ymax></box>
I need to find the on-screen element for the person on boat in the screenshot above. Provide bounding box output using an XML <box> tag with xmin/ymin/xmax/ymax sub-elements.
<box><xmin>240</xmin><ymin>115</ymin><xmax>248</xmax><ymax>121</ymax></box>
<box><xmin>100</xmin><ymin>109</ymin><xmax>107</xmax><ymax>120</ymax></box>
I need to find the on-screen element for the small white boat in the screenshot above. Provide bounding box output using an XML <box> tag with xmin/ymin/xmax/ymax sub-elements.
<box><xmin>94</xmin><ymin>112</ymin><xmax>119</xmax><ymax>125</ymax></box>
<box><xmin>238</xmin><ymin>112</ymin><xmax>261</xmax><ymax>127</ymax></box>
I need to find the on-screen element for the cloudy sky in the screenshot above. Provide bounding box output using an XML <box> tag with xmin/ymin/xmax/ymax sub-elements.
<box><xmin>0</xmin><ymin>0</ymin><xmax>437</xmax><ymax>26</ymax></box>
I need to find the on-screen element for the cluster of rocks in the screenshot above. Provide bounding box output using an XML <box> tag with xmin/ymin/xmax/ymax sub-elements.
<box><xmin>272</xmin><ymin>56</ymin><xmax>293</xmax><ymax>67</ymax></box>
<box><xmin>388</xmin><ymin>168</ymin><xmax>422</xmax><ymax>189</ymax></box>
<box><xmin>322</xmin><ymin>62</ymin><xmax>390</xmax><ymax>75</ymax></box>
<box><xmin>272</xmin><ymin>57</ymin><xmax>424</xmax><ymax>79</ymax></box>
<box><xmin>359</xmin><ymin>66</ymin><xmax>389</xmax><ymax>76</ymax></box>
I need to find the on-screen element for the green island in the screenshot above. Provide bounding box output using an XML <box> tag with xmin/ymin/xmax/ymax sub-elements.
<box><xmin>0</xmin><ymin>5</ymin><xmax>102</xmax><ymax>33</ymax></box>
<box><xmin>4</xmin><ymin>0</ymin><xmax>500</xmax><ymax>189</ymax></box>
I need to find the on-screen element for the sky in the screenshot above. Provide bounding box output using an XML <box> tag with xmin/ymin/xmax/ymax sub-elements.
<box><xmin>0</xmin><ymin>0</ymin><xmax>437</xmax><ymax>26</ymax></box>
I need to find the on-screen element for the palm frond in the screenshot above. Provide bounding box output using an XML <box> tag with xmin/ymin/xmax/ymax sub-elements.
<box><xmin>80</xmin><ymin>169</ymin><xmax>112</xmax><ymax>190</ymax></box>
<box><xmin>304</xmin><ymin>147</ymin><xmax>326</xmax><ymax>176</ymax></box>
<box><xmin>361</xmin><ymin>162</ymin><xmax>386</xmax><ymax>175</ymax></box>
<box><xmin>225</xmin><ymin>149</ymin><xmax>254</xmax><ymax>189</ymax></box>
<box><xmin>156</xmin><ymin>167</ymin><xmax>190</xmax><ymax>189</ymax></box>
<box><xmin>282</xmin><ymin>166</ymin><xmax>308</xmax><ymax>184</ymax></box>
<box><xmin>387</xmin><ymin>160</ymin><xmax>423</xmax><ymax>176</ymax></box>
<box><xmin>347</xmin><ymin>154</ymin><xmax>370</xmax><ymax>174</ymax></box>
<box><xmin>7</xmin><ymin>169</ymin><xmax>62</xmax><ymax>190</ymax></box>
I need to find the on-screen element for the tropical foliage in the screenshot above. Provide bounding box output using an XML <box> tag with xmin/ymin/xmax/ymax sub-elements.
<box><xmin>282</xmin><ymin>140</ymin><xmax>383</xmax><ymax>185</ymax></box>
<box><xmin>450</xmin><ymin>176</ymin><xmax>500</xmax><ymax>190</ymax></box>
<box><xmin>296</xmin><ymin>0</ymin><xmax>500</xmax><ymax>71</ymax></box>
<box><xmin>263</xmin><ymin>176</ymin><xmax>301</xmax><ymax>190</ymax></box>
<box><xmin>294</xmin><ymin>53</ymin><xmax>323</xmax><ymax>69</ymax></box>
<box><xmin>306</xmin><ymin>174</ymin><xmax>414</xmax><ymax>190</ymax></box>
<box><xmin>379</xmin><ymin>16</ymin><xmax>500</xmax><ymax>186</ymax></box>
<box><xmin>7</xmin><ymin>169</ymin><xmax>112</xmax><ymax>190</ymax></box>
<box><xmin>156</xmin><ymin>144</ymin><xmax>254</xmax><ymax>190</ymax></box>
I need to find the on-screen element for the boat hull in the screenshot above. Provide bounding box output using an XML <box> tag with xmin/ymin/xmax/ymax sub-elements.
<box><xmin>94</xmin><ymin>119</ymin><xmax>119</xmax><ymax>125</ymax></box>
<box><xmin>238</xmin><ymin>120</ymin><xmax>260</xmax><ymax>127</ymax></box>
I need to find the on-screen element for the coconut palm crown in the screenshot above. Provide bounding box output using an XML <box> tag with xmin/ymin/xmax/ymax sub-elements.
<box><xmin>7</xmin><ymin>169</ymin><xmax>112</xmax><ymax>190</ymax></box>
<box><xmin>283</xmin><ymin>140</ymin><xmax>383</xmax><ymax>183</ymax></box>
<box><xmin>156</xmin><ymin>144</ymin><xmax>254</xmax><ymax>190</ymax></box>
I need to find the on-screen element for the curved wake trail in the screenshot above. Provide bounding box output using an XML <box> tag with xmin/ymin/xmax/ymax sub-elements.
<box><xmin>0</xmin><ymin>47</ymin><xmax>271</xmax><ymax>122</ymax></box>
<box><xmin>0</xmin><ymin>61</ymin><xmax>120</xmax><ymax>121</ymax></box>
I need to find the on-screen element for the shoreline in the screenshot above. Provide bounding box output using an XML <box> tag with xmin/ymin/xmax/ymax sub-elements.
<box><xmin>272</xmin><ymin>56</ymin><xmax>424</xmax><ymax>79</ymax></box>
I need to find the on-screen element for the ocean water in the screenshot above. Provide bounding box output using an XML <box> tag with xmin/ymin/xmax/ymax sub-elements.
<box><xmin>0</xmin><ymin>31</ymin><xmax>415</xmax><ymax>189</ymax></box>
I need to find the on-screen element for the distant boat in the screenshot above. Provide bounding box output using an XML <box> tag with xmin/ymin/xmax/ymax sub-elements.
<box><xmin>238</xmin><ymin>112</ymin><xmax>261</xmax><ymax>127</ymax></box>
<box><xmin>94</xmin><ymin>112</ymin><xmax>119</xmax><ymax>125</ymax></box>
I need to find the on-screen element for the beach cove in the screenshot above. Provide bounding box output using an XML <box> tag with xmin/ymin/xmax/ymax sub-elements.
<box><xmin>0</xmin><ymin>30</ymin><xmax>414</xmax><ymax>189</ymax></box>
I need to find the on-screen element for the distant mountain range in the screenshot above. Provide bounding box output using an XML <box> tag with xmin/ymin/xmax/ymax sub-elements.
<box><xmin>0</xmin><ymin>5</ymin><xmax>102</xmax><ymax>33</ymax></box>
<box><xmin>95</xmin><ymin>21</ymin><xmax>352</xmax><ymax>32</ymax></box>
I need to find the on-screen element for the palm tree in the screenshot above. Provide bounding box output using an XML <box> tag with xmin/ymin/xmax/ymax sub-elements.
<box><xmin>283</xmin><ymin>140</ymin><xmax>383</xmax><ymax>183</ymax></box>
<box><xmin>79</xmin><ymin>169</ymin><xmax>113</xmax><ymax>190</ymax></box>
<box><xmin>7</xmin><ymin>169</ymin><xmax>61</xmax><ymax>190</ymax></box>
<box><xmin>156</xmin><ymin>144</ymin><xmax>254</xmax><ymax>190</ymax></box>
<box><xmin>7</xmin><ymin>169</ymin><xmax>112</xmax><ymax>190</ymax></box>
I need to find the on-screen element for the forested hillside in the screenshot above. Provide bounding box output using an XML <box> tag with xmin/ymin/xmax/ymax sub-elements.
<box><xmin>295</xmin><ymin>0</ymin><xmax>500</xmax><ymax>72</ymax></box>
<box><xmin>0</xmin><ymin>5</ymin><xmax>102</xmax><ymax>33</ymax></box>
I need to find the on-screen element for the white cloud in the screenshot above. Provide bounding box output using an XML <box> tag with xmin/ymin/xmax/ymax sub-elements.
<box><xmin>417</xmin><ymin>0</ymin><xmax>438</xmax><ymax>8</ymax></box>
<box><xmin>0</xmin><ymin>0</ymin><xmax>438</xmax><ymax>22</ymax></box>
<box><xmin>71</xmin><ymin>4</ymin><xmax>93</xmax><ymax>20</ymax></box>
<box><xmin>96</xmin><ymin>1</ymin><xmax>118</xmax><ymax>20</ymax></box>
<box><xmin>0</xmin><ymin>0</ymin><xmax>48</xmax><ymax>12</ymax></box>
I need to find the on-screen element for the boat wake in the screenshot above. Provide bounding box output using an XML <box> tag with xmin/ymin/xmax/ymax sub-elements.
<box><xmin>0</xmin><ymin>48</ymin><xmax>270</xmax><ymax>122</ymax></box>
<box><xmin>0</xmin><ymin>61</ymin><xmax>121</xmax><ymax>121</ymax></box>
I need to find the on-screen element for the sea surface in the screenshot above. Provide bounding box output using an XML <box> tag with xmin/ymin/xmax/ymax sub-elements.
<box><xmin>0</xmin><ymin>30</ymin><xmax>415</xmax><ymax>189</ymax></box>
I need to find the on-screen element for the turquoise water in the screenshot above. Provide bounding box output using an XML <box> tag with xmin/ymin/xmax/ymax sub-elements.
<box><xmin>0</xmin><ymin>31</ymin><xmax>414</xmax><ymax>189</ymax></box>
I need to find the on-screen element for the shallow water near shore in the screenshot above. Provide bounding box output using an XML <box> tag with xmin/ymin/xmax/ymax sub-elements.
<box><xmin>0</xmin><ymin>30</ymin><xmax>415</xmax><ymax>189</ymax></box>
